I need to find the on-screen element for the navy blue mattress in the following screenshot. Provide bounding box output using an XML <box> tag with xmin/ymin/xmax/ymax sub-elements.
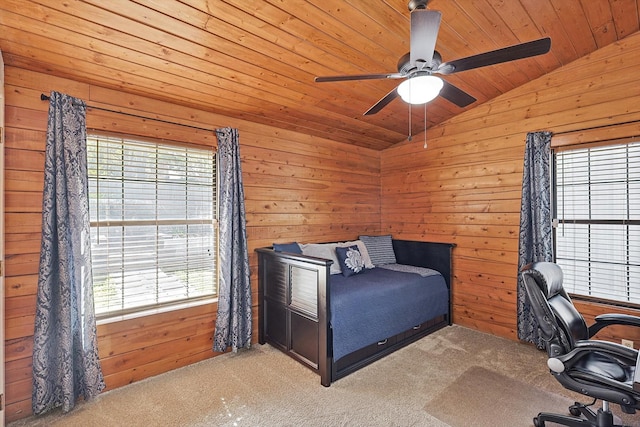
<box><xmin>329</xmin><ymin>267</ymin><xmax>449</xmax><ymax>361</ymax></box>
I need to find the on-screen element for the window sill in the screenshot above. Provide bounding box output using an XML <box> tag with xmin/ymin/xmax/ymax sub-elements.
<box><xmin>96</xmin><ymin>297</ymin><xmax>218</xmax><ymax>325</ymax></box>
<box><xmin>570</xmin><ymin>294</ymin><xmax>640</xmax><ymax>312</ymax></box>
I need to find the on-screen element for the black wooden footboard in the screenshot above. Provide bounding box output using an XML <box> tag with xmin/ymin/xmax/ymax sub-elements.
<box><xmin>256</xmin><ymin>239</ymin><xmax>454</xmax><ymax>386</ymax></box>
<box><xmin>256</xmin><ymin>249</ymin><xmax>333</xmax><ymax>385</ymax></box>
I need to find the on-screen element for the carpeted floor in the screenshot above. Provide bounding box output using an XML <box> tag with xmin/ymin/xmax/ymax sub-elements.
<box><xmin>9</xmin><ymin>325</ymin><xmax>640</xmax><ymax>427</ymax></box>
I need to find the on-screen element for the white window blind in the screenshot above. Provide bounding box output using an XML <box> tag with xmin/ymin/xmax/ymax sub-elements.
<box><xmin>554</xmin><ymin>141</ymin><xmax>640</xmax><ymax>305</ymax></box>
<box><xmin>88</xmin><ymin>134</ymin><xmax>217</xmax><ymax>318</ymax></box>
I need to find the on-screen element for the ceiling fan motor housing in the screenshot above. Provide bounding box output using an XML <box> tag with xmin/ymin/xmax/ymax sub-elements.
<box><xmin>397</xmin><ymin>51</ymin><xmax>442</xmax><ymax>75</ymax></box>
<box><xmin>408</xmin><ymin>0</ymin><xmax>431</xmax><ymax>11</ymax></box>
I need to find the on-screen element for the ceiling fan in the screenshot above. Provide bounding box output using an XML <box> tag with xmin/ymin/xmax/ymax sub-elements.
<box><xmin>315</xmin><ymin>0</ymin><xmax>551</xmax><ymax>115</ymax></box>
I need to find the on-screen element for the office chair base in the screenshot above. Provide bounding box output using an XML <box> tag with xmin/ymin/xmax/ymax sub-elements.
<box><xmin>533</xmin><ymin>406</ymin><xmax>619</xmax><ymax>427</ymax></box>
<box><xmin>534</xmin><ymin>413</ymin><xmax>591</xmax><ymax>427</ymax></box>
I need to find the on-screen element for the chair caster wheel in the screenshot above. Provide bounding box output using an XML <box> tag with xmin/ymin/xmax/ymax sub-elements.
<box><xmin>569</xmin><ymin>405</ymin><xmax>582</xmax><ymax>416</ymax></box>
<box><xmin>533</xmin><ymin>416</ymin><xmax>544</xmax><ymax>427</ymax></box>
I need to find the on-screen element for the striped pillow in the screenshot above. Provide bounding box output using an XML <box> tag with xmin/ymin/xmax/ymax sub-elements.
<box><xmin>359</xmin><ymin>235</ymin><xmax>396</xmax><ymax>266</ymax></box>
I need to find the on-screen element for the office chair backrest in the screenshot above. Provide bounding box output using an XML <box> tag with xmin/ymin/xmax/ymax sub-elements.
<box><xmin>521</xmin><ymin>262</ymin><xmax>589</xmax><ymax>355</ymax></box>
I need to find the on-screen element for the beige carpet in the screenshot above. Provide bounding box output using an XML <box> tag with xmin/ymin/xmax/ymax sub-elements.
<box><xmin>9</xmin><ymin>325</ymin><xmax>640</xmax><ymax>427</ymax></box>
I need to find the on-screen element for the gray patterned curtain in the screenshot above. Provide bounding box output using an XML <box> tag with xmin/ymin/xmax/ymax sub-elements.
<box><xmin>33</xmin><ymin>91</ymin><xmax>105</xmax><ymax>415</ymax></box>
<box><xmin>517</xmin><ymin>131</ymin><xmax>554</xmax><ymax>347</ymax></box>
<box><xmin>213</xmin><ymin>127</ymin><xmax>252</xmax><ymax>352</ymax></box>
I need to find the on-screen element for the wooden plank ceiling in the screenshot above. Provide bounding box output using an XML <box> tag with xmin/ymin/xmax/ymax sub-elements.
<box><xmin>1</xmin><ymin>0</ymin><xmax>639</xmax><ymax>150</ymax></box>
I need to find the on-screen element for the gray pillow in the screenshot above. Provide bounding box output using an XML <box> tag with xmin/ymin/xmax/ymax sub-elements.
<box><xmin>359</xmin><ymin>235</ymin><xmax>397</xmax><ymax>265</ymax></box>
<box><xmin>299</xmin><ymin>243</ymin><xmax>342</xmax><ymax>274</ymax></box>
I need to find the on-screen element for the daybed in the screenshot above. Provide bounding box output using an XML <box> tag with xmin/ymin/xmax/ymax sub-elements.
<box><xmin>256</xmin><ymin>237</ymin><xmax>454</xmax><ymax>386</ymax></box>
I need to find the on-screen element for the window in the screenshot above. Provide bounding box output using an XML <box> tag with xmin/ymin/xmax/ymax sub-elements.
<box><xmin>554</xmin><ymin>140</ymin><xmax>640</xmax><ymax>305</ymax></box>
<box><xmin>88</xmin><ymin>134</ymin><xmax>217</xmax><ymax>318</ymax></box>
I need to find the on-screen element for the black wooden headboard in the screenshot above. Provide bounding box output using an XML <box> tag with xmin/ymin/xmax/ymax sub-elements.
<box><xmin>392</xmin><ymin>239</ymin><xmax>455</xmax><ymax>289</ymax></box>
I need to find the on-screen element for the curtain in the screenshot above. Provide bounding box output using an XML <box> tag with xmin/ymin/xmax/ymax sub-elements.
<box><xmin>213</xmin><ymin>127</ymin><xmax>252</xmax><ymax>352</ymax></box>
<box><xmin>517</xmin><ymin>131</ymin><xmax>554</xmax><ymax>347</ymax></box>
<box><xmin>32</xmin><ymin>91</ymin><xmax>105</xmax><ymax>415</ymax></box>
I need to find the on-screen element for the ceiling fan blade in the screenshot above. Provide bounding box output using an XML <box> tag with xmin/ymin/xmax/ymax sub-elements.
<box><xmin>439</xmin><ymin>80</ymin><xmax>476</xmax><ymax>107</ymax></box>
<box><xmin>315</xmin><ymin>73</ymin><xmax>403</xmax><ymax>83</ymax></box>
<box><xmin>410</xmin><ymin>10</ymin><xmax>442</xmax><ymax>68</ymax></box>
<box><xmin>437</xmin><ymin>37</ymin><xmax>551</xmax><ymax>75</ymax></box>
<box><xmin>363</xmin><ymin>87</ymin><xmax>400</xmax><ymax>115</ymax></box>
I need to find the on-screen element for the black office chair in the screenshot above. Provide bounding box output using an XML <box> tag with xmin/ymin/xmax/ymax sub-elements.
<box><xmin>521</xmin><ymin>262</ymin><xmax>640</xmax><ymax>427</ymax></box>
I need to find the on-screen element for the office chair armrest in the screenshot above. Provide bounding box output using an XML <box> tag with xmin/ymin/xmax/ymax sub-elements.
<box><xmin>636</xmin><ymin>351</ymin><xmax>640</xmax><ymax>392</ymax></box>
<box><xmin>550</xmin><ymin>340</ymin><xmax>638</xmax><ymax>372</ymax></box>
<box><xmin>588</xmin><ymin>313</ymin><xmax>640</xmax><ymax>337</ymax></box>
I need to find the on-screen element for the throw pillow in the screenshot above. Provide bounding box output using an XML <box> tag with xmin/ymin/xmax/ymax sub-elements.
<box><xmin>338</xmin><ymin>240</ymin><xmax>375</xmax><ymax>269</ymax></box>
<box><xmin>300</xmin><ymin>243</ymin><xmax>342</xmax><ymax>274</ymax></box>
<box><xmin>272</xmin><ymin>242</ymin><xmax>302</xmax><ymax>254</ymax></box>
<box><xmin>359</xmin><ymin>235</ymin><xmax>397</xmax><ymax>265</ymax></box>
<box><xmin>335</xmin><ymin>245</ymin><xmax>365</xmax><ymax>277</ymax></box>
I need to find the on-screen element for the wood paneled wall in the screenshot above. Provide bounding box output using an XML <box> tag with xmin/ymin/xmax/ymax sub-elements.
<box><xmin>381</xmin><ymin>32</ymin><xmax>640</xmax><ymax>342</ymax></box>
<box><xmin>3</xmin><ymin>67</ymin><xmax>380</xmax><ymax>422</ymax></box>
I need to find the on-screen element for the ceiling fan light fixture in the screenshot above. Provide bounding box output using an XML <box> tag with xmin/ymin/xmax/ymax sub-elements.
<box><xmin>397</xmin><ymin>75</ymin><xmax>443</xmax><ymax>105</ymax></box>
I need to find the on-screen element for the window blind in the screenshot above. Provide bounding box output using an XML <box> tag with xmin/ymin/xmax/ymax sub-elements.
<box><xmin>87</xmin><ymin>134</ymin><xmax>217</xmax><ymax>317</ymax></box>
<box><xmin>555</xmin><ymin>141</ymin><xmax>640</xmax><ymax>305</ymax></box>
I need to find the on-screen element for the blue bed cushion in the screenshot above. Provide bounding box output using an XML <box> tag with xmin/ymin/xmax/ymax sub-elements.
<box><xmin>335</xmin><ymin>245</ymin><xmax>365</xmax><ymax>277</ymax></box>
<box><xmin>272</xmin><ymin>242</ymin><xmax>302</xmax><ymax>254</ymax></box>
<box><xmin>359</xmin><ymin>235</ymin><xmax>397</xmax><ymax>265</ymax></box>
<box><xmin>330</xmin><ymin>267</ymin><xmax>448</xmax><ymax>360</ymax></box>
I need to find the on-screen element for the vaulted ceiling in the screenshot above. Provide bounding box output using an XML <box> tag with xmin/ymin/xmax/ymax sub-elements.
<box><xmin>1</xmin><ymin>1</ymin><xmax>639</xmax><ymax>150</ymax></box>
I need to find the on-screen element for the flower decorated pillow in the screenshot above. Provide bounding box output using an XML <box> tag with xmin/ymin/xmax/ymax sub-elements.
<box><xmin>335</xmin><ymin>245</ymin><xmax>365</xmax><ymax>277</ymax></box>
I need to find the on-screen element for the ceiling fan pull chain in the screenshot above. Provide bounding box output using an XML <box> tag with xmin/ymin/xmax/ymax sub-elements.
<box><xmin>407</xmin><ymin>103</ymin><xmax>413</xmax><ymax>142</ymax></box>
<box><xmin>424</xmin><ymin>103</ymin><xmax>428</xmax><ymax>149</ymax></box>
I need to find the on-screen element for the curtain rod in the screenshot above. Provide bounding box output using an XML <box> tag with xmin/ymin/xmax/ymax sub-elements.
<box><xmin>40</xmin><ymin>93</ymin><xmax>220</xmax><ymax>134</ymax></box>
<box><xmin>553</xmin><ymin>117</ymin><xmax>640</xmax><ymax>136</ymax></box>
